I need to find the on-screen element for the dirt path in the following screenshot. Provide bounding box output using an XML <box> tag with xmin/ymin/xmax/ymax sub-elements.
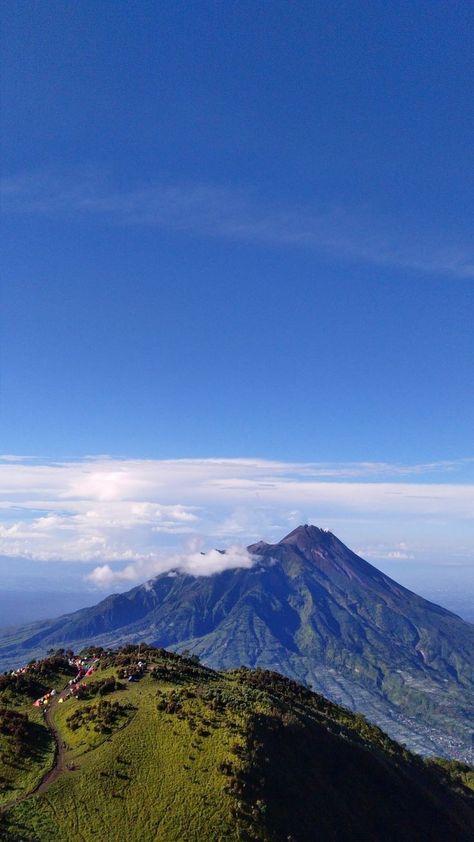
<box><xmin>0</xmin><ymin>689</ymin><xmax>68</xmax><ymax>815</ymax></box>
<box><xmin>34</xmin><ymin>697</ymin><xmax>66</xmax><ymax>795</ymax></box>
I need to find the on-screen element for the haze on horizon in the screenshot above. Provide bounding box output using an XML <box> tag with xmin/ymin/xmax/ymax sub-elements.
<box><xmin>1</xmin><ymin>2</ymin><xmax>473</xmax><ymax>623</ymax></box>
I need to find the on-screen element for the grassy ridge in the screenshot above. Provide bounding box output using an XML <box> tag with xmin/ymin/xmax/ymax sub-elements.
<box><xmin>1</xmin><ymin>650</ymin><xmax>257</xmax><ymax>841</ymax></box>
<box><xmin>0</xmin><ymin>645</ymin><xmax>473</xmax><ymax>841</ymax></box>
<box><xmin>0</xmin><ymin>707</ymin><xmax>53</xmax><ymax>808</ymax></box>
<box><xmin>0</xmin><ymin>657</ymin><xmax>76</xmax><ymax>807</ymax></box>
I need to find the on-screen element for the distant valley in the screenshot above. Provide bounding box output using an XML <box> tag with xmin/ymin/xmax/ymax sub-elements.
<box><xmin>0</xmin><ymin>591</ymin><xmax>95</xmax><ymax>631</ymax></box>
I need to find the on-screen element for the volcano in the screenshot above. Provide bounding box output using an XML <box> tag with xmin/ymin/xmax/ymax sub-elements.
<box><xmin>1</xmin><ymin>524</ymin><xmax>473</xmax><ymax>759</ymax></box>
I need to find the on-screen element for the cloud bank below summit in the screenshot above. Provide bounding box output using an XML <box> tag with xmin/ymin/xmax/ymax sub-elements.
<box><xmin>0</xmin><ymin>455</ymin><xmax>473</xmax><ymax>587</ymax></box>
<box><xmin>86</xmin><ymin>542</ymin><xmax>257</xmax><ymax>589</ymax></box>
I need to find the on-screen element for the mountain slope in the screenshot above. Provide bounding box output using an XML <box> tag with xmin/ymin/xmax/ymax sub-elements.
<box><xmin>1</xmin><ymin>647</ymin><xmax>474</xmax><ymax>842</ymax></box>
<box><xmin>1</xmin><ymin>525</ymin><xmax>473</xmax><ymax>759</ymax></box>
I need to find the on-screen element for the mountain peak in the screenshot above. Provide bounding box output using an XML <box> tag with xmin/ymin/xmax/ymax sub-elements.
<box><xmin>279</xmin><ymin>523</ymin><xmax>332</xmax><ymax>548</ymax></box>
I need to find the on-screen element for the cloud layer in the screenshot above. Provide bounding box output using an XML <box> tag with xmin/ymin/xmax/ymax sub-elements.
<box><xmin>0</xmin><ymin>455</ymin><xmax>473</xmax><ymax>587</ymax></box>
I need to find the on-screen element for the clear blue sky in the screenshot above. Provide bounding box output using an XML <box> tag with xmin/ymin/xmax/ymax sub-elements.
<box><xmin>2</xmin><ymin>0</ymin><xmax>473</xmax><ymax>463</ymax></box>
<box><xmin>1</xmin><ymin>2</ymin><xmax>474</xmax><ymax>615</ymax></box>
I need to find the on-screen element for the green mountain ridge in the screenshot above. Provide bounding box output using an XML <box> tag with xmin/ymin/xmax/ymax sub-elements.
<box><xmin>1</xmin><ymin>525</ymin><xmax>473</xmax><ymax>761</ymax></box>
<box><xmin>1</xmin><ymin>647</ymin><xmax>474</xmax><ymax>841</ymax></box>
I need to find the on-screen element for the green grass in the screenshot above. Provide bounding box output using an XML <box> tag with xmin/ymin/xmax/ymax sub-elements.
<box><xmin>0</xmin><ymin>656</ymin><xmax>86</xmax><ymax>808</ymax></box>
<box><xmin>2</xmin><ymin>655</ymin><xmax>258</xmax><ymax>841</ymax></box>
<box><xmin>0</xmin><ymin>709</ymin><xmax>54</xmax><ymax>807</ymax></box>
<box><xmin>5</xmin><ymin>691</ymin><xmax>250</xmax><ymax>840</ymax></box>
<box><xmin>0</xmin><ymin>665</ymin><xmax>77</xmax><ymax>807</ymax></box>
<box><xmin>1</xmin><ymin>646</ymin><xmax>474</xmax><ymax>842</ymax></box>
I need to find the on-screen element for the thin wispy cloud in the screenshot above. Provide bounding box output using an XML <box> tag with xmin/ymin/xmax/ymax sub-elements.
<box><xmin>2</xmin><ymin>170</ymin><xmax>473</xmax><ymax>278</ymax></box>
<box><xmin>0</xmin><ymin>456</ymin><xmax>472</xmax><ymax>585</ymax></box>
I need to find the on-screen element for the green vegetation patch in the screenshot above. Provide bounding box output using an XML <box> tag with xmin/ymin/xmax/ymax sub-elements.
<box><xmin>0</xmin><ymin>710</ymin><xmax>54</xmax><ymax>807</ymax></box>
<box><xmin>67</xmin><ymin>699</ymin><xmax>134</xmax><ymax>736</ymax></box>
<box><xmin>76</xmin><ymin>675</ymin><xmax>125</xmax><ymax>699</ymax></box>
<box><xmin>0</xmin><ymin>655</ymin><xmax>78</xmax><ymax>808</ymax></box>
<box><xmin>0</xmin><ymin>654</ymin><xmax>76</xmax><ymax>708</ymax></box>
<box><xmin>1</xmin><ymin>647</ymin><xmax>473</xmax><ymax>842</ymax></box>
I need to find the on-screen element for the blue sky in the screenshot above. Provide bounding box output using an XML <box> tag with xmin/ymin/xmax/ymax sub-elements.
<box><xmin>1</xmin><ymin>2</ymin><xmax>473</xmax><ymax>607</ymax></box>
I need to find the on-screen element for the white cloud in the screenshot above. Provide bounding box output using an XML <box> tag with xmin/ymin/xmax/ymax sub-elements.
<box><xmin>356</xmin><ymin>542</ymin><xmax>415</xmax><ymax>562</ymax></box>
<box><xmin>0</xmin><ymin>455</ymin><xmax>37</xmax><ymax>463</ymax></box>
<box><xmin>86</xmin><ymin>543</ymin><xmax>257</xmax><ymax>588</ymax></box>
<box><xmin>0</xmin><ymin>456</ymin><xmax>472</xmax><ymax>584</ymax></box>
